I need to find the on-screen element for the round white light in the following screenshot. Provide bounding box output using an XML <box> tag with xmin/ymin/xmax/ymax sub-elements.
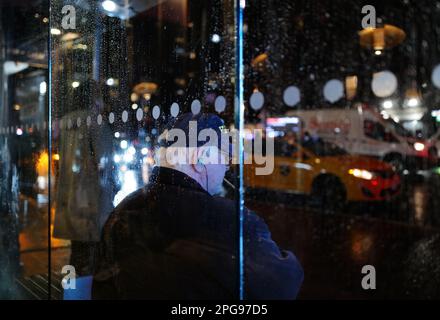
<box><xmin>349</xmin><ymin>168</ymin><xmax>373</xmax><ymax>180</ymax></box>
<box><xmin>136</xmin><ymin>108</ymin><xmax>143</xmax><ymax>121</ymax></box>
<box><xmin>102</xmin><ymin>0</ymin><xmax>117</xmax><ymax>12</ymax></box>
<box><xmin>152</xmin><ymin>105</ymin><xmax>160</xmax><ymax>119</ymax></box>
<box><xmin>128</xmin><ymin>146</ymin><xmax>136</xmax><ymax>155</ymax></box>
<box><xmin>120</xmin><ymin>140</ymin><xmax>128</xmax><ymax>149</ymax></box>
<box><xmin>106</xmin><ymin>78</ymin><xmax>115</xmax><ymax>86</ymax></box>
<box><xmin>50</xmin><ymin>28</ymin><xmax>61</xmax><ymax>35</ymax></box>
<box><xmin>371</xmin><ymin>70</ymin><xmax>398</xmax><ymax>98</ymax></box>
<box><xmin>383</xmin><ymin>100</ymin><xmax>393</xmax><ymax>109</ymax></box>
<box><xmin>191</xmin><ymin>99</ymin><xmax>201</xmax><ymax>115</ymax></box>
<box><xmin>123</xmin><ymin>153</ymin><xmax>134</xmax><ymax>163</ymax></box>
<box><xmin>432</xmin><ymin>64</ymin><xmax>440</xmax><ymax>89</ymax></box>
<box><xmin>170</xmin><ymin>103</ymin><xmax>179</xmax><ymax>117</ymax></box>
<box><xmin>283</xmin><ymin>86</ymin><xmax>301</xmax><ymax>107</ymax></box>
<box><xmin>113</xmin><ymin>154</ymin><xmax>121</xmax><ymax>163</ymax></box>
<box><xmin>414</xmin><ymin>142</ymin><xmax>425</xmax><ymax>151</ymax></box>
<box><xmin>211</xmin><ymin>34</ymin><xmax>221</xmax><ymax>43</ymax></box>
<box><xmin>114</xmin><ymin>132</ymin><xmax>120</xmax><ymax>138</ymax></box>
<box><xmin>72</xmin><ymin>81</ymin><xmax>80</xmax><ymax>88</ymax></box>
<box><xmin>249</xmin><ymin>91</ymin><xmax>264</xmax><ymax>110</ymax></box>
<box><xmin>381</xmin><ymin>111</ymin><xmax>390</xmax><ymax>119</ymax></box>
<box><xmin>141</xmin><ymin>148</ymin><xmax>149</xmax><ymax>155</ymax></box>
<box><xmin>323</xmin><ymin>79</ymin><xmax>344</xmax><ymax>103</ymax></box>
<box><xmin>40</xmin><ymin>81</ymin><xmax>47</xmax><ymax>95</ymax></box>
<box><xmin>214</xmin><ymin>96</ymin><xmax>226</xmax><ymax>113</ymax></box>
<box><xmin>122</xmin><ymin>110</ymin><xmax>128</xmax><ymax>123</ymax></box>
<box><xmin>407</xmin><ymin>98</ymin><xmax>419</xmax><ymax>107</ymax></box>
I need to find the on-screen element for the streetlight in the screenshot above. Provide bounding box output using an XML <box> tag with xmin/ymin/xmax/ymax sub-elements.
<box><xmin>359</xmin><ymin>24</ymin><xmax>406</xmax><ymax>54</ymax></box>
<box><xmin>407</xmin><ymin>98</ymin><xmax>419</xmax><ymax>107</ymax></box>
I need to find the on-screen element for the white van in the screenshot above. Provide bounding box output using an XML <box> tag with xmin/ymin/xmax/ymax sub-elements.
<box><xmin>284</xmin><ymin>105</ymin><xmax>432</xmax><ymax>171</ymax></box>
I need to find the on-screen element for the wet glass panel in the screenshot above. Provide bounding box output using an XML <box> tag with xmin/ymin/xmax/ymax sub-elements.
<box><xmin>244</xmin><ymin>0</ymin><xmax>440</xmax><ymax>299</ymax></box>
<box><xmin>0</xmin><ymin>1</ymin><xmax>50</xmax><ymax>299</ymax></box>
<box><xmin>51</xmin><ymin>0</ymin><xmax>239</xmax><ymax>299</ymax></box>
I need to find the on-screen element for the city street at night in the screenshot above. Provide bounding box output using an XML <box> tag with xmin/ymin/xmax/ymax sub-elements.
<box><xmin>3</xmin><ymin>0</ymin><xmax>440</xmax><ymax>305</ymax></box>
<box><xmin>248</xmin><ymin>171</ymin><xmax>440</xmax><ymax>299</ymax></box>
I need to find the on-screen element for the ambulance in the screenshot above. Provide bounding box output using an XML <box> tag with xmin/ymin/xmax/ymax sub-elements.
<box><xmin>285</xmin><ymin>104</ymin><xmax>433</xmax><ymax>171</ymax></box>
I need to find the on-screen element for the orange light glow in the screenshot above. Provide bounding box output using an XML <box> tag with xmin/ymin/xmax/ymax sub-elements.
<box><xmin>36</xmin><ymin>151</ymin><xmax>49</xmax><ymax>177</ymax></box>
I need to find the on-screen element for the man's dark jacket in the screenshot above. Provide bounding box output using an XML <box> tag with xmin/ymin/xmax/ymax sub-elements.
<box><xmin>92</xmin><ymin>167</ymin><xmax>303</xmax><ymax>299</ymax></box>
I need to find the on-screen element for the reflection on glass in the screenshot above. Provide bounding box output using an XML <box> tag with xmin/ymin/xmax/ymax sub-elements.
<box><xmin>51</xmin><ymin>0</ymin><xmax>241</xmax><ymax>300</ymax></box>
<box><xmin>244</xmin><ymin>0</ymin><xmax>440</xmax><ymax>299</ymax></box>
<box><xmin>0</xmin><ymin>0</ymin><xmax>50</xmax><ymax>299</ymax></box>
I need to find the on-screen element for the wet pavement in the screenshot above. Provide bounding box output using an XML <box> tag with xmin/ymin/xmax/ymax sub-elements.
<box><xmin>247</xmin><ymin>171</ymin><xmax>440</xmax><ymax>299</ymax></box>
<box><xmin>16</xmin><ymin>195</ymin><xmax>69</xmax><ymax>298</ymax></box>
<box><xmin>249</xmin><ymin>201</ymin><xmax>440</xmax><ymax>299</ymax></box>
<box><xmin>14</xmin><ymin>170</ymin><xmax>440</xmax><ymax>299</ymax></box>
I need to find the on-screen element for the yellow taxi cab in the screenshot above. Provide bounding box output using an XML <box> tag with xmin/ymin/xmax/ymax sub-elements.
<box><xmin>244</xmin><ymin>137</ymin><xmax>401</xmax><ymax>206</ymax></box>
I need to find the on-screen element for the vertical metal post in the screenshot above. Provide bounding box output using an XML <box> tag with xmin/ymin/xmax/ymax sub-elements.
<box><xmin>234</xmin><ymin>0</ymin><xmax>245</xmax><ymax>301</ymax></box>
<box><xmin>47</xmin><ymin>0</ymin><xmax>52</xmax><ymax>301</ymax></box>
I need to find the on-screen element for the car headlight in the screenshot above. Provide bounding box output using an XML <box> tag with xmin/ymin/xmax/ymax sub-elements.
<box><xmin>413</xmin><ymin>142</ymin><xmax>425</xmax><ymax>151</ymax></box>
<box><xmin>348</xmin><ymin>168</ymin><xmax>374</xmax><ymax>180</ymax></box>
